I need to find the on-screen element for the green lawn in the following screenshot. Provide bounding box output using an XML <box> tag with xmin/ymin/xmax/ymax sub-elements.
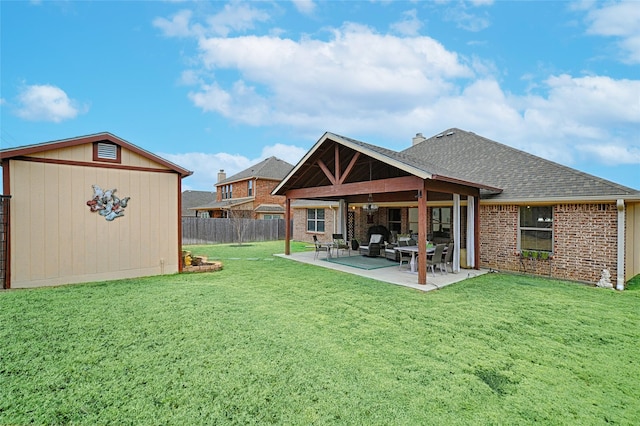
<box><xmin>1</xmin><ymin>241</ymin><xmax>639</xmax><ymax>425</ymax></box>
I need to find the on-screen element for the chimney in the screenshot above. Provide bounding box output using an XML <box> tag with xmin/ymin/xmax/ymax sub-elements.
<box><xmin>217</xmin><ymin>169</ymin><xmax>226</xmax><ymax>182</ymax></box>
<box><xmin>412</xmin><ymin>133</ymin><xmax>427</xmax><ymax>146</ymax></box>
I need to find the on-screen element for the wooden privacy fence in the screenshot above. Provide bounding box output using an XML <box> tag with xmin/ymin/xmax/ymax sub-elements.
<box><xmin>182</xmin><ymin>217</ymin><xmax>287</xmax><ymax>245</ymax></box>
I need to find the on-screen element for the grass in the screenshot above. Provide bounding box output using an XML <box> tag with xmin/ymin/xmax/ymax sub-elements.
<box><xmin>1</xmin><ymin>241</ymin><xmax>639</xmax><ymax>425</ymax></box>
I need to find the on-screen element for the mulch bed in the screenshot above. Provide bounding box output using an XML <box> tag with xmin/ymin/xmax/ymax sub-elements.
<box><xmin>182</xmin><ymin>261</ymin><xmax>223</xmax><ymax>273</ymax></box>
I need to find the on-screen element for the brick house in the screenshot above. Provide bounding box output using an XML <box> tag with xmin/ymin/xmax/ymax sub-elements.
<box><xmin>274</xmin><ymin>129</ymin><xmax>640</xmax><ymax>287</ymax></box>
<box><xmin>191</xmin><ymin>156</ymin><xmax>293</xmax><ymax>219</ymax></box>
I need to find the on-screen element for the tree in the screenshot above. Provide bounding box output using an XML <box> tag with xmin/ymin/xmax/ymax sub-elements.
<box><xmin>225</xmin><ymin>206</ymin><xmax>253</xmax><ymax>245</ymax></box>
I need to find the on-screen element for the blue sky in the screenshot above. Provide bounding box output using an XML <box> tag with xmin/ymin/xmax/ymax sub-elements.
<box><xmin>1</xmin><ymin>0</ymin><xmax>639</xmax><ymax>191</ymax></box>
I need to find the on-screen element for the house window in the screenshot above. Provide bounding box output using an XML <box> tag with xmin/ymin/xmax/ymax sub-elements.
<box><xmin>307</xmin><ymin>209</ymin><xmax>325</xmax><ymax>232</ymax></box>
<box><xmin>388</xmin><ymin>208</ymin><xmax>401</xmax><ymax>233</ymax></box>
<box><xmin>228</xmin><ymin>184</ymin><xmax>233</xmax><ymax>199</ymax></box>
<box><xmin>263</xmin><ymin>214</ymin><xmax>282</xmax><ymax>220</ymax></box>
<box><xmin>93</xmin><ymin>142</ymin><xmax>121</xmax><ymax>163</ymax></box>
<box><xmin>519</xmin><ymin>206</ymin><xmax>553</xmax><ymax>252</ymax></box>
<box><xmin>431</xmin><ymin>207</ymin><xmax>451</xmax><ymax>240</ymax></box>
<box><xmin>248</xmin><ymin>180</ymin><xmax>253</xmax><ymax>196</ymax></box>
<box><xmin>221</xmin><ymin>186</ymin><xmax>227</xmax><ymax>199</ymax></box>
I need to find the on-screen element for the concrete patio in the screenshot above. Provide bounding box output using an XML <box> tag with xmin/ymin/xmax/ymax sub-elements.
<box><xmin>275</xmin><ymin>249</ymin><xmax>488</xmax><ymax>292</ymax></box>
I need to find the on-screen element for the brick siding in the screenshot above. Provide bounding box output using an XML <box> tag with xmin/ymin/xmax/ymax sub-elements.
<box><xmin>479</xmin><ymin>203</ymin><xmax>618</xmax><ymax>284</ymax></box>
<box><xmin>292</xmin><ymin>208</ymin><xmax>338</xmax><ymax>244</ymax></box>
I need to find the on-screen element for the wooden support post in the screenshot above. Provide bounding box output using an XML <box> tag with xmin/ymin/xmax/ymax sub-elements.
<box><xmin>284</xmin><ymin>197</ymin><xmax>291</xmax><ymax>255</ymax></box>
<box><xmin>418</xmin><ymin>182</ymin><xmax>428</xmax><ymax>285</ymax></box>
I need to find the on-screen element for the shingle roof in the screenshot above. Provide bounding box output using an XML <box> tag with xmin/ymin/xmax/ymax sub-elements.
<box><xmin>217</xmin><ymin>156</ymin><xmax>294</xmax><ymax>185</ymax></box>
<box><xmin>254</xmin><ymin>204</ymin><xmax>285</xmax><ymax>213</ymax></box>
<box><xmin>402</xmin><ymin>128</ymin><xmax>639</xmax><ymax>201</ymax></box>
<box><xmin>191</xmin><ymin>196</ymin><xmax>254</xmax><ymax>211</ymax></box>
<box><xmin>181</xmin><ymin>190</ymin><xmax>216</xmax><ymax>216</ymax></box>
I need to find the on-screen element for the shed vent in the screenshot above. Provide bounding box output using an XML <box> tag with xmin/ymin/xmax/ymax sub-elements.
<box><xmin>97</xmin><ymin>142</ymin><xmax>117</xmax><ymax>160</ymax></box>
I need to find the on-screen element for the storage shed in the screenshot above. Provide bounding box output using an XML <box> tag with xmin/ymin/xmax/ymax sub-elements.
<box><xmin>0</xmin><ymin>132</ymin><xmax>192</xmax><ymax>289</ymax></box>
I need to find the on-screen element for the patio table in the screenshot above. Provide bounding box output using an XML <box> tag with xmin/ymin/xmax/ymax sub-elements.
<box><xmin>395</xmin><ymin>245</ymin><xmax>443</xmax><ymax>273</ymax></box>
<box><xmin>324</xmin><ymin>242</ymin><xmax>336</xmax><ymax>258</ymax></box>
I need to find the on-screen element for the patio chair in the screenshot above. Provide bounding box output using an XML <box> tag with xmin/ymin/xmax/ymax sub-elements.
<box><xmin>359</xmin><ymin>233</ymin><xmax>384</xmax><ymax>257</ymax></box>
<box><xmin>427</xmin><ymin>244</ymin><xmax>446</xmax><ymax>277</ymax></box>
<box><xmin>332</xmin><ymin>233</ymin><xmax>350</xmax><ymax>257</ymax></box>
<box><xmin>442</xmin><ymin>242</ymin><xmax>455</xmax><ymax>273</ymax></box>
<box><xmin>312</xmin><ymin>235</ymin><xmax>330</xmax><ymax>260</ymax></box>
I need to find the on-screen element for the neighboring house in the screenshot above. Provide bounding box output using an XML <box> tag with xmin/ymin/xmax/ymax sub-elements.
<box><xmin>0</xmin><ymin>132</ymin><xmax>192</xmax><ymax>289</ymax></box>
<box><xmin>181</xmin><ymin>190</ymin><xmax>216</xmax><ymax>217</ymax></box>
<box><xmin>275</xmin><ymin>129</ymin><xmax>640</xmax><ymax>287</ymax></box>
<box><xmin>192</xmin><ymin>156</ymin><xmax>293</xmax><ymax>219</ymax></box>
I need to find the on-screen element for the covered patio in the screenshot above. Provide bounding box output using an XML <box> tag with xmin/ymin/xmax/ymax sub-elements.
<box><xmin>273</xmin><ymin>132</ymin><xmax>502</xmax><ymax>286</ymax></box>
<box><xmin>275</xmin><ymin>250</ymin><xmax>489</xmax><ymax>292</ymax></box>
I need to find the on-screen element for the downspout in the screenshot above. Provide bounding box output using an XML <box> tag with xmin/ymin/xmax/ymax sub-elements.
<box><xmin>616</xmin><ymin>199</ymin><xmax>625</xmax><ymax>290</ymax></box>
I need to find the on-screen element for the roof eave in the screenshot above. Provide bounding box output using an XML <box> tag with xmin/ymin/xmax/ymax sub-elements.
<box><xmin>480</xmin><ymin>193</ymin><xmax>640</xmax><ymax>204</ymax></box>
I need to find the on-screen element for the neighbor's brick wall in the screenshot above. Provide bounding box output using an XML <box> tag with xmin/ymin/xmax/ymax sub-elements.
<box><xmin>255</xmin><ymin>179</ymin><xmax>284</xmax><ymax>207</ymax></box>
<box><xmin>479</xmin><ymin>203</ymin><xmax>618</xmax><ymax>284</ymax></box>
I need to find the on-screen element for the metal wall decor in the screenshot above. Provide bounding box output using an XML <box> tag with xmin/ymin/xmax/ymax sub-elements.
<box><xmin>86</xmin><ymin>184</ymin><xmax>130</xmax><ymax>221</ymax></box>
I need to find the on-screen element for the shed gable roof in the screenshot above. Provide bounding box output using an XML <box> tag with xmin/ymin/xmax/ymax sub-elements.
<box><xmin>0</xmin><ymin>132</ymin><xmax>193</xmax><ymax>177</ymax></box>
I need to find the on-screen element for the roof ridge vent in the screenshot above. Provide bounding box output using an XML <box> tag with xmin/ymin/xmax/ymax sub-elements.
<box><xmin>446</xmin><ymin>131</ymin><xmax>455</xmax><ymax>136</ymax></box>
<box><xmin>436</xmin><ymin>133</ymin><xmax>444</xmax><ymax>138</ymax></box>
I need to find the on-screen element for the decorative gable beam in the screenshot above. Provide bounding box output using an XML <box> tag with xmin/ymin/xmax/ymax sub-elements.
<box><xmin>316</xmin><ymin>159</ymin><xmax>336</xmax><ymax>185</ymax></box>
<box><xmin>338</xmin><ymin>151</ymin><xmax>360</xmax><ymax>185</ymax></box>
<box><xmin>285</xmin><ymin>175</ymin><xmax>423</xmax><ymax>199</ymax></box>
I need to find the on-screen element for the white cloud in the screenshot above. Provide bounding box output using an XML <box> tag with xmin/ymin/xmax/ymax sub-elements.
<box><xmin>443</xmin><ymin>3</ymin><xmax>491</xmax><ymax>32</ymax></box>
<box><xmin>154</xmin><ymin>2</ymin><xmax>270</xmax><ymax>38</ymax></box>
<box><xmin>157</xmin><ymin>8</ymin><xmax>639</xmax><ymax>180</ymax></box>
<box><xmin>191</xmin><ymin>23</ymin><xmax>472</xmax><ymax>131</ymax></box>
<box><xmin>577</xmin><ymin>144</ymin><xmax>640</xmax><ymax>165</ymax></box>
<box><xmin>205</xmin><ymin>1</ymin><xmax>270</xmax><ymax>37</ymax></box>
<box><xmin>584</xmin><ymin>1</ymin><xmax>640</xmax><ymax>63</ymax></box>
<box><xmin>15</xmin><ymin>84</ymin><xmax>84</xmax><ymax>122</ymax></box>
<box><xmin>153</xmin><ymin>9</ymin><xmax>199</xmax><ymax>38</ymax></box>
<box><xmin>390</xmin><ymin>9</ymin><xmax>423</xmax><ymax>36</ymax></box>
<box><xmin>291</xmin><ymin>0</ymin><xmax>316</xmax><ymax>15</ymax></box>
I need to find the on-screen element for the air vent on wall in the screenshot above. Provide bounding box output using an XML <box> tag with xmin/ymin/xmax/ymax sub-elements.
<box><xmin>93</xmin><ymin>141</ymin><xmax>121</xmax><ymax>163</ymax></box>
<box><xmin>97</xmin><ymin>142</ymin><xmax>117</xmax><ymax>159</ymax></box>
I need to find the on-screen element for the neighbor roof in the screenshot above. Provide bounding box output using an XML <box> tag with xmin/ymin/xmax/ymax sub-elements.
<box><xmin>190</xmin><ymin>196</ymin><xmax>254</xmax><ymax>211</ymax></box>
<box><xmin>181</xmin><ymin>190</ymin><xmax>216</xmax><ymax>216</ymax></box>
<box><xmin>0</xmin><ymin>132</ymin><xmax>193</xmax><ymax>177</ymax></box>
<box><xmin>403</xmin><ymin>128</ymin><xmax>640</xmax><ymax>202</ymax></box>
<box><xmin>217</xmin><ymin>156</ymin><xmax>294</xmax><ymax>185</ymax></box>
<box><xmin>254</xmin><ymin>204</ymin><xmax>285</xmax><ymax>213</ymax></box>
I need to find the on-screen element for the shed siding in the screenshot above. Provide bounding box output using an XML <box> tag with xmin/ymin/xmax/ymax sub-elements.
<box><xmin>8</xmin><ymin>152</ymin><xmax>179</xmax><ymax>288</ymax></box>
<box><xmin>626</xmin><ymin>202</ymin><xmax>640</xmax><ymax>281</ymax></box>
<box><xmin>29</xmin><ymin>144</ymin><xmax>171</xmax><ymax>170</ymax></box>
